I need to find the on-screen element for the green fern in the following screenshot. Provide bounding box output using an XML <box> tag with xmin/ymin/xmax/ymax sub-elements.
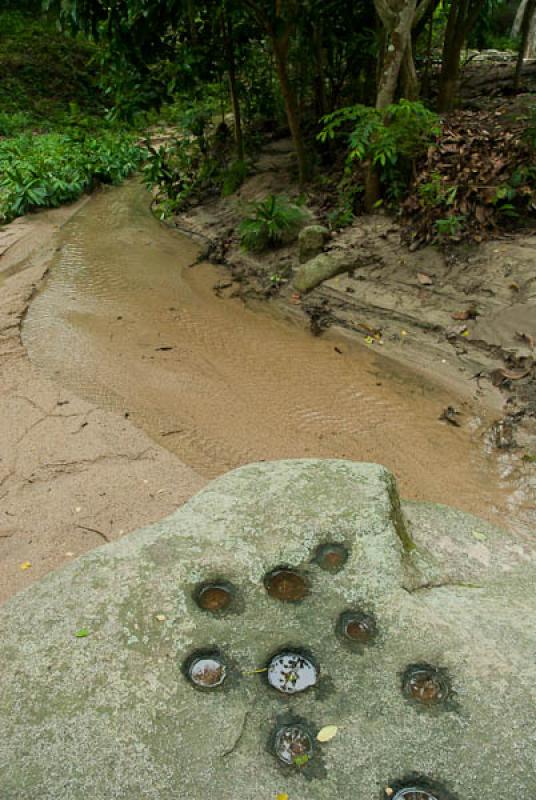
<box><xmin>239</xmin><ymin>194</ymin><xmax>307</xmax><ymax>252</ymax></box>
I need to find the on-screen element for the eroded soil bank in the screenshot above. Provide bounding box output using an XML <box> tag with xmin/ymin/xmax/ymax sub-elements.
<box><xmin>20</xmin><ymin>181</ymin><xmax>535</xmax><ymax>550</ymax></box>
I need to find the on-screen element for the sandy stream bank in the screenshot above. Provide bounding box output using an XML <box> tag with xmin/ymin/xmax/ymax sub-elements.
<box><xmin>0</xmin><ymin>198</ymin><xmax>204</xmax><ymax>603</ymax></box>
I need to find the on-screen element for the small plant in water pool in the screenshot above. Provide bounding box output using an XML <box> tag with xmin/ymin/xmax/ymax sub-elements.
<box><xmin>239</xmin><ymin>194</ymin><xmax>307</xmax><ymax>252</ymax></box>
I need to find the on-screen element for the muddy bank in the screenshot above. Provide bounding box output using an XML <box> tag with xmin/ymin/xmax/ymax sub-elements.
<box><xmin>0</xmin><ymin>197</ymin><xmax>204</xmax><ymax>603</ymax></box>
<box><xmin>21</xmin><ymin>181</ymin><xmax>535</xmax><ymax>543</ymax></box>
<box><xmin>176</xmin><ymin>138</ymin><xmax>536</xmax><ymax>450</ymax></box>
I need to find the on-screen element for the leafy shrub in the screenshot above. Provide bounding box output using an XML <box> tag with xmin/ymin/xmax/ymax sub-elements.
<box><xmin>0</xmin><ymin>112</ymin><xmax>33</xmax><ymax>137</ymax></box>
<box><xmin>143</xmin><ymin>117</ymin><xmax>246</xmax><ymax>217</ymax></box>
<box><xmin>221</xmin><ymin>160</ymin><xmax>248</xmax><ymax>197</ymax></box>
<box><xmin>0</xmin><ymin>131</ymin><xmax>145</xmax><ymax>222</ymax></box>
<box><xmin>239</xmin><ymin>195</ymin><xmax>307</xmax><ymax>251</ymax></box>
<box><xmin>434</xmin><ymin>215</ymin><xmax>466</xmax><ymax>238</ymax></box>
<box><xmin>319</xmin><ymin>100</ymin><xmax>440</xmax><ymax>202</ymax></box>
<box><xmin>143</xmin><ymin>137</ymin><xmax>219</xmax><ymax>217</ymax></box>
<box><xmin>417</xmin><ymin>173</ymin><xmax>458</xmax><ymax>208</ymax></box>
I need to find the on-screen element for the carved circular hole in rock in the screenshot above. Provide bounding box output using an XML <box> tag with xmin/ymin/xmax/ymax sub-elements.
<box><xmin>264</xmin><ymin>568</ymin><xmax>308</xmax><ymax>602</ymax></box>
<box><xmin>402</xmin><ymin>664</ymin><xmax>450</xmax><ymax>706</ymax></box>
<box><xmin>313</xmin><ymin>542</ymin><xmax>349</xmax><ymax>573</ymax></box>
<box><xmin>337</xmin><ymin>610</ymin><xmax>377</xmax><ymax>646</ymax></box>
<box><xmin>267</xmin><ymin>650</ymin><xmax>319</xmax><ymax>695</ymax></box>
<box><xmin>194</xmin><ymin>581</ymin><xmax>234</xmax><ymax>612</ymax></box>
<box><xmin>185</xmin><ymin>651</ymin><xmax>227</xmax><ymax>690</ymax></box>
<box><xmin>273</xmin><ymin>722</ymin><xmax>314</xmax><ymax>766</ymax></box>
<box><xmin>392</xmin><ymin>790</ymin><xmax>439</xmax><ymax>800</ymax></box>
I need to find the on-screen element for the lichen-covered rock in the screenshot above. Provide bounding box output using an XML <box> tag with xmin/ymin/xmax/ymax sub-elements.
<box><xmin>294</xmin><ymin>253</ymin><xmax>352</xmax><ymax>293</ymax></box>
<box><xmin>299</xmin><ymin>225</ymin><xmax>330</xmax><ymax>263</ymax></box>
<box><xmin>1</xmin><ymin>459</ymin><xmax>536</xmax><ymax>800</ymax></box>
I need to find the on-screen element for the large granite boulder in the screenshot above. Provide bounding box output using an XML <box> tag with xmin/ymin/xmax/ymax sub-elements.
<box><xmin>1</xmin><ymin>459</ymin><xmax>536</xmax><ymax>800</ymax></box>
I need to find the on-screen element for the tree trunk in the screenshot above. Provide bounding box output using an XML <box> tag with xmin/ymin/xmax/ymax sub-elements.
<box><xmin>272</xmin><ymin>36</ymin><xmax>309</xmax><ymax>187</ymax></box>
<box><xmin>374</xmin><ymin>0</ymin><xmax>417</xmax><ymax>109</ymax></box>
<box><xmin>368</xmin><ymin>0</ymin><xmax>417</xmax><ymax>211</ymax></box>
<box><xmin>512</xmin><ymin>0</ymin><xmax>529</xmax><ymax>37</ymax></box>
<box><xmin>515</xmin><ymin>0</ymin><xmax>536</xmax><ymax>90</ymax></box>
<box><xmin>222</xmin><ymin>8</ymin><xmax>244</xmax><ymax>161</ymax></box>
<box><xmin>313</xmin><ymin>23</ymin><xmax>328</xmax><ymax>120</ymax></box>
<box><xmin>364</xmin><ymin>166</ymin><xmax>382</xmax><ymax>213</ymax></box>
<box><xmin>401</xmin><ymin>39</ymin><xmax>420</xmax><ymax>99</ymax></box>
<box><xmin>241</xmin><ymin>0</ymin><xmax>309</xmax><ymax>186</ymax></box>
<box><xmin>437</xmin><ymin>0</ymin><xmax>486</xmax><ymax>112</ymax></box>
<box><xmin>528</xmin><ymin>8</ymin><xmax>536</xmax><ymax>57</ymax></box>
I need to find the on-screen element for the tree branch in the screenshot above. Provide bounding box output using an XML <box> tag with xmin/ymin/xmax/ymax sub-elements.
<box><xmin>414</xmin><ymin>0</ymin><xmax>436</xmax><ymax>27</ymax></box>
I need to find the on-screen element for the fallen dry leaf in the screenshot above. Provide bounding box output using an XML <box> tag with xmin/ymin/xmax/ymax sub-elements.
<box><xmin>19</xmin><ymin>561</ymin><xmax>32</xmax><ymax>570</ymax></box>
<box><xmin>417</xmin><ymin>272</ymin><xmax>433</xmax><ymax>285</ymax></box>
<box><xmin>516</xmin><ymin>331</ymin><xmax>534</xmax><ymax>349</ymax></box>
<box><xmin>490</xmin><ymin>367</ymin><xmax>531</xmax><ymax>386</ymax></box>
<box><xmin>451</xmin><ymin>306</ymin><xmax>478</xmax><ymax>321</ymax></box>
<box><xmin>316</xmin><ymin>725</ymin><xmax>338</xmax><ymax>742</ymax></box>
<box><xmin>276</xmin><ymin>794</ymin><xmax>289</xmax><ymax>800</ymax></box>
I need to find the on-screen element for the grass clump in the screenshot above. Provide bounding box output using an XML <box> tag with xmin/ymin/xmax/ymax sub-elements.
<box><xmin>239</xmin><ymin>195</ymin><xmax>307</xmax><ymax>252</ymax></box>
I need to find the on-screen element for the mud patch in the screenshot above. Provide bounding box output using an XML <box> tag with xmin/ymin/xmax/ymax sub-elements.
<box><xmin>21</xmin><ymin>180</ymin><xmax>534</xmax><ymax>540</ymax></box>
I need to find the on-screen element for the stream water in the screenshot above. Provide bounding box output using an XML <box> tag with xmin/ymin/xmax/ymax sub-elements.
<box><xmin>22</xmin><ymin>180</ymin><xmax>532</xmax><ymax>533</ymax></box>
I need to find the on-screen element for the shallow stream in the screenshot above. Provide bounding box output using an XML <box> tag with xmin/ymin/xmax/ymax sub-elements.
<box><xmin>23</xmin><ymin>181</ymin><xmax>532</xmax><ymax>533</ymax></box>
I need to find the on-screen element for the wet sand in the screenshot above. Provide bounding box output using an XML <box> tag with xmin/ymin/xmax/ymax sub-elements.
<box><xmin>0</xmin><ymin>197</ymin><xmax>204</xmax><ymax>603</ymax></box>
<box><xmin>22</xmin><ymin>181</ymin><xmax>533</xmax><ymax>537</ymax></box>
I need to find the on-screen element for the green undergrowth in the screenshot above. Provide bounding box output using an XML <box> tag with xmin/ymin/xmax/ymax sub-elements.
<box><xmin>0</xmin><ymin>9</ymin><xmax>150</xmax><ymax>223</ymax></box>
<box><xmin>0</xmin><ymin>131</ymin><xmax>146</xmax><ymax>223</ymax></box>
<box><xmin>0</xmin><ymin>10</ymin><xmax>102</xmax><ymax>126</ymax></box>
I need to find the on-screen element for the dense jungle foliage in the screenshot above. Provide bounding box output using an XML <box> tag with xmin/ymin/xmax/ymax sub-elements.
<box><xmin>1</xmin><ymin>0</ymin><xmax>536</xmax><ymax>240</ymax></box>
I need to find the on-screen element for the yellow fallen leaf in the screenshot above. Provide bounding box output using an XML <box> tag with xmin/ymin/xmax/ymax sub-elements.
<box><xmin>364</xmin><ymin>336</ymin><xmax>374</xmax><ymax>345</ymax></box>
<box><xmin>276</xmin><ymin>794</ymin><xmax>289</xmax><ymax>800</ymax></box>
<box><xmin>20</xmin><ymin>561</ymin><xmax>32</xmax><ymax>570</ymax></box>
<box><xmin>242</xmin><ymin>666</ymin><xmax>268</xmax><ymax>675</ymax></box>
<box><xmin>462</xmin><ymin>330</ymin><xmax>470</xmax><ymax>337</ymax></box>
<box><xmin>316</xmin><ymin>725</ymin><xmax>338</xmax><ymax>742</ymax></box>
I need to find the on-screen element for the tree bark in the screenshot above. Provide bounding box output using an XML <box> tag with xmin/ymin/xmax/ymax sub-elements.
<box><xmin>512</xmin><ymin>0</ymin><xmax>529</xmax><ymax>37</ymax></box>
<box><xmin>437</xmin><ymin>0</ymin><xmax>486</xmax><ymax>112</ymax></box>
<box><xmin>401</xmin><ymin>38</ymin><xmax>420</xmax><ymax>99</ymax></box>
<box><xmin>374</xmin><ymin>0</ymin><xmax>417</xmax><ymax>109</ymax></box>
<box><xmin>271</xmin><ymin>35</ymin><xmax>309</xmax><ymax>186</ymax></box>
<box><xmin>313</xmin><ymin>23</ymin><xmax>328</xmax><ymax>120</ymax></box>
<box><xmin>421</xmin><ymin>5</ymin><xmax>435</xmax><ymax>97</ymax></box>
<box><xmin>515</xmin><ymin>0</ymin><xmax>536</xmax><ymax>90</ymax></box>
<box><xmin>222</xmin><ymin>7</ymin><xmax>244</xmax><ymax>161</ymax></box>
